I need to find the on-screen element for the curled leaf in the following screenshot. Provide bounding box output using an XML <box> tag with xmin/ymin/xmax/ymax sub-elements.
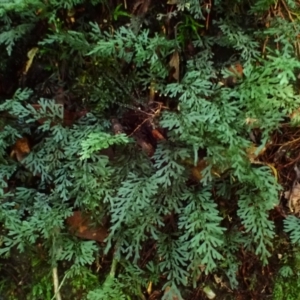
<box><xmin>10</xmin><ymin>137</ymin><xmax>30</xmax><ymax>161</ymax></box>
<box><xmin>169</xmin><ymin>50</ymin><xmax>180</xmax><ymax>82</ymax></box>
<box><xmin>23</xmin><ymin>47</ymin><xmax>39</xmax><ymax>75</ymax></box>
<box><xmin>66</xmin><ymin>211</ymin><xmax>108</xmax><ymax>243</ymax></box>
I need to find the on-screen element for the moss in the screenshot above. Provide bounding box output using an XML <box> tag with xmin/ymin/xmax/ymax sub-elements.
<box><xmin>273</xmin><ymin>246</ymin><xmax>300</xmax><ymax>300</ymax></box>
<box><xmin>273</xmin><ymin>276</ymin><xmax>300</xmax><ymax>300</ymax></box>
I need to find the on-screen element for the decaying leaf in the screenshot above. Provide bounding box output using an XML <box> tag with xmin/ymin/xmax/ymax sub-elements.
<box><xmin>147</xmin><ymin>281</ymin><xmax>152</xmax><ymax>295</ymax></box>
<box><xmin>191</xmin><ymin>159</ymin><xmax>208</xmax><ymax>181</ymax></box>
<box><xmin>169</xmin><ymin>50</ymin><xmax>180</xmax><ymax>82</ymax></box>
<box><xmin>246</xmin><ymin>144</ymin><xmax>266</xmax><ymax>163</ymax></box>
<box><xmin>23</xmin><ymin>47</ymin><xmax>39</xmax><ymax>75</ymax></box>
<box><xmin>182</xmin><ymin>158</ymin><xmax>223</xmax><ymax>181</ymax></box>
<box><xmin>164</xmin><ymin>286</ymin><xmax>180</xmax><ymax>300</ymax></box>
<box><xmin>111</xmin><ymin>118</ymin><xmax>123</xmax><ymax>134</ymax></box>
<box><xmin>228</xmin><ymin>62</ymin><xmax>243</xmax><ymax>77</ymax></box>
<box><xmin>220</xmin><ymin>62</ymin><xmax>243</xmax><ymax>87</ymax></box>
<box><xmin>132</xmin><ymin>0</ymin><xmax>151</xmax><ymax>15</ymax></box>
<box><xmin>148</xmin><ymin>290</ymin><xmax>162</xmax><ymax>300</ymax></box>
<box><xmin>203</xmin><ymin>286</ymin><xmax>216</xmax><ymax>299</ymax></box>
<box><xmin>10</xmin><ymin>137</ymin><xmax>30</xmax><ymax>161</ymax></box>
<box><xmin>151</xmin><ymin>129</ymin><xmax>165</xmax><ymax>140</ymax></box>
<box><xmin>285</xmin><ymin>182</ymin><xmax>300</xmax><ymax>214</ymax></box>
<box><xmin>246</xmin><ymin>144</ymin><xmax>278</xmax><ymax>180</ymax></box>
<box><xmin>289</xmin><ymin>107</ymin><xmax>300</xmax><ymax>123</ymax></box>
<box><xmin>66</xmin><ymin>211</ymin><xmax>108</xmax><ymax>243</ymax></box>
<box><xmin>31</xmin><ymin>103</ymin><xmax>64</xmax><ymax>125</ymax></box>
<box><xmin>245</xmin><ymin>117</ymin><xmax>258</xmax><ymax>125</ymax></box>
<box><xmin>167</xmin><ymin>0</ymin><xmax>179</xmax><ymax>4</ymax></box>
<box><xmin>149</xmin><ymin>80</ymin><xmax>156</xmax><ymax>102</ymax></box>
<box><xmin>285</xmin><ymin>165</ymin><xmax>300</xmax><ymax>214</ymax></box>
<box><xmin>136</xmin><ymin>137</ymin><xmax>154</xmax><ymax>156</ymax></box>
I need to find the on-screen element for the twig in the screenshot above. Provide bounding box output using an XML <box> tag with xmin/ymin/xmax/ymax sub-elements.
<box><xmin>280</xmin><ymin>0</ymin><xmax>294</xmax><ymax>23</ymax></box>
<box><xmin>262</xmin><ymin>36</ymin><xmax>269</xmax><ymax>56</ymax></box>
<box><xmin>205</xmin><ymin>0</ymin><xmax>212</xmax><ymax>30</ymax></box>
<box><xmin>280</xmin><ymin>0</ymin><xmax>299</xmax><ymax>58</ymax></box>
<box><xmin>129</xmin><ymin>117</ymin><xmax>151</xmax><ymax>137</ymax></box>
<box><xmin>128</xmin><ymin>102</ymin><xmax>164</xmax><ymax>137</ymax></box>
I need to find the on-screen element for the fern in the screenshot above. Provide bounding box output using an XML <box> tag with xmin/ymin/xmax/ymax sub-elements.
<box><xmin>284</xmin><ymin>216</ymin><xmax>300</xmax><ymax>245</ymax></box>
<box><xmin>1</xmin><ymin>0</ymin><xmax>300</xmax><ymax>298</ymax></box>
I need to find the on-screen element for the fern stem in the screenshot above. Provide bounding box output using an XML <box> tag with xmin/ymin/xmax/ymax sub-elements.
<box><xmin>109</xmin><ymin>256</ymin><xmax>118</xmax><ymax>278</ymax></box>
<box><xmin>52</xmin><ymin>266</ymin><xmax>62</xmax><ymax>300</ymax></box>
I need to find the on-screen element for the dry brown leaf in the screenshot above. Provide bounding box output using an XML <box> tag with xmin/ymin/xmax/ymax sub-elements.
<box><xmin>136</xmin><ymin>137</ymin><xmax>154</xmax><ymax>156</ymax></box>
<box><xmin>148</xmin><ymin>290</ymin><xmax>162</xmax><ymax>300</ymax></box>
<box><xmin>221</xmin><ymin>62</ymin><xmax>243</xmax><ymax>87</ymax></box>
<box><xmin>66</xmin><ymin>211</ymin><xmax>108</xmax><ymax>243</ymax></box>
<box><xmin>289</xmin><ymin>107</ymin><xmax>300</xmax><ymax>121</ymax></box>
<box><xmin>169</xmin><ymin>50</ymin><xmax>180</xmax><ymax>82</ymax></box>
<box><xmin>191</xmin><ymin>159</ymin><xmax>208</xmax><ymax>181</ymax></box>
<box><xmin>31</xmin><ymin>103</ymin><xmax>65</xmax><ymax>125</ymax></box>
<box><xmin>246</xmin><ymin>144</ymin><xmax>266</xmax><ymax>163</ymax></box>
<box><xmin>151</xmin><ymin>129</ymin><xmax>165</xmax><ymax>141</ymax></box>
<box><xmin>227</xmin><ymin>62</ymin><xmax>243</xmax><ymax>77</ymax></box>
<box><xmin>10</xmin><ymin>137</ymin><xmax>30</xmax><ymax>161</ymax></box>
<box><xmin>111</xmin><ymin>118</ymin><xmax>123</xmax><ymax>134</ymax></box>
<box><xmin>285</xmin><ymin>182</ymin><xmax>300</xmax><ymax>214</ymax></box>
<box><xmin>246</xmin><ymin>145</ymin><xmax>278</xmax><ymax>180</ymax></box>
<box><xmin>183</xmin><ymin>159</ymin><xmax>222</xmax><ymax>181</ymax></box>
<box><xmin>132</xmin><ymin>0</ymin><xmax>151</xmax><ymax>15</ymax></box>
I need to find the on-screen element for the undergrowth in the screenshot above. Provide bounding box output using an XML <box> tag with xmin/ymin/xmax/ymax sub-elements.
<box><xmin>0</xmin><ymin>0</ymin><xmax>300</xmax><ymax>299</ymax></box>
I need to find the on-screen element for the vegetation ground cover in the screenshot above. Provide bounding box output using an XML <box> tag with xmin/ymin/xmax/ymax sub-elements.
<box><xmin>1</xmin><ymin>0</ymin><xmax>300</xmax><ymax>299</ymax></box>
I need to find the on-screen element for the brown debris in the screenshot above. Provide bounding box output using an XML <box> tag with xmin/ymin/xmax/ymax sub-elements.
<box><xmin>169</xmin><ymin>50</ymin><xmax>180</xmax><ymax>82</ymax></box>
<box><xmin>10</xmin><ymin>137</ymin><xmax>30</xmax><ymax>161</ymax></box>
<box><xmin>132</xmin><ymin>0</ymin><xmax>151</xmax><ymax>16</ymax></box>
<box><xmin>285</xmin><ymin>182</ymin><xmax>300</xmax><ymax>214</ymax></box>
<box><xmin>111</xmin><ymin>118</ymin><xmax>124</xmax><ymax>134</ymax></box>
<box><xmin>66</xmin><ymin>211</ymin><xmax>108</xmax><ymax>243</ymax></box>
